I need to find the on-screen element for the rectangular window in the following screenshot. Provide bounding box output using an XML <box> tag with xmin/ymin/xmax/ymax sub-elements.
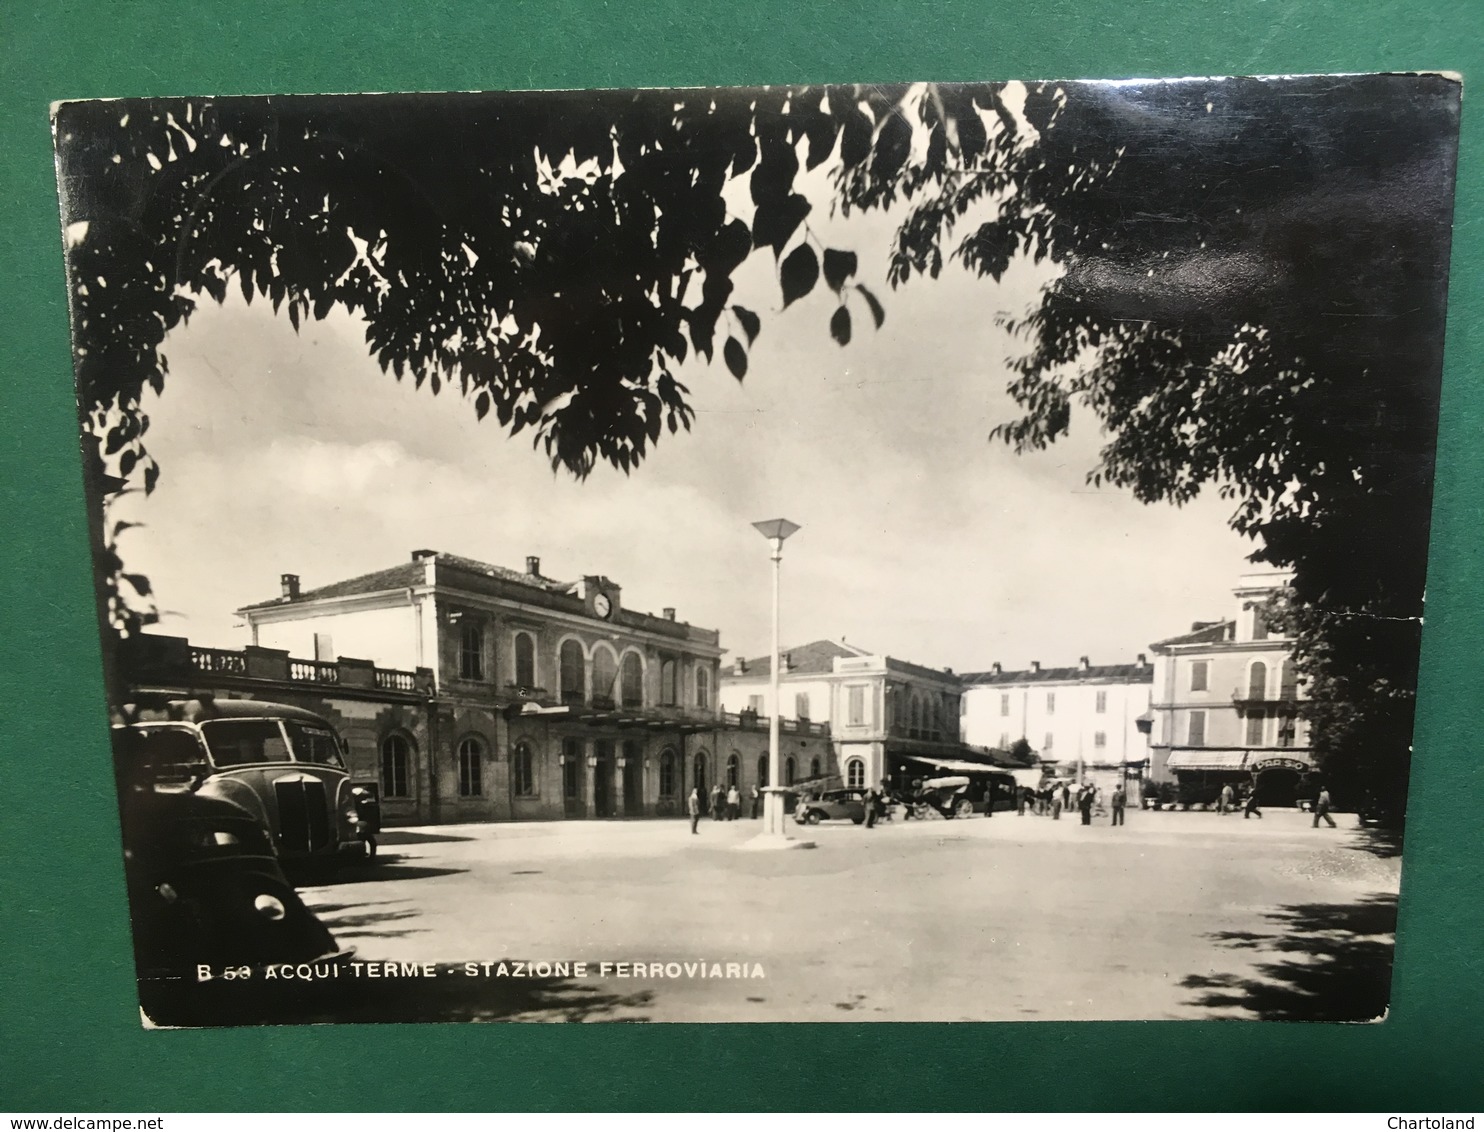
<box><xmin>848</xmin><ymin>686</ymin><xmax>866</xmax><ymax>726</ymax></box>
<box><xmin>1188</xmin><ymin>711</ymin><xmax>1207</xmax><ymax>747</ymax></box>
<box><xmin>999</xmin><ymin>732</ymin><xmax>1009</xmax><ymax>748</ymax></box>
<box><xmin>660</xmin><ymin>659</ymin><xmax>677</xmax><ymax>706</ymax></box>
<box><xmin>459</xmin><ymin>621</ymin><xmax>485</xmax><ymax>681</ymax></box>
<box><xmin>1095</xmin><ymin>690</ymin><xmax>1108</xmax><ymax>714</ymax></box>
<box><xmin>1277</xmin><ymin>717</ymin><xmax>1296</xmax><ymax>748</ymax></box>
<box><xmin>1046</xmin><ymin>692</ymin><xmax>1055</xmax><ymax>714</ymax></box>
<box><xmin>748</xmin><ymin>694</ymin><xmax>764</xmax><ymax>714</ymax></box>
<box><xmin>1000</xmin><ymin>693</ymin><xmax>1010</xmax><ymax>717</ymax></box>
<box><xmin>1246</xmin><ymin>712</ymin><xmax>1266</xmax><ymax>746</ymax></box>
<box><xmin>1094</xmin><ymin>731</ymin><xmax>1106</xmax><ymax>749</ymax></box>
<box><xmin>1190</xmin><ymin>660</ymin><xmax>1209</xmax><ymax>692</ymax></box>
<box><xmin>795</xmin><ymin>693</ymin><xmax>810</xmax><ymax>721</ymax></box>
<box><xmin>1253</xmin><ymin>608</ymin><xmax>1270</xmax><ymax>640</ymax></box>
<box><xmin>1043</xmin><ymin>732</ymin><xmax>1054</xmax><ymax>752</ymax></box>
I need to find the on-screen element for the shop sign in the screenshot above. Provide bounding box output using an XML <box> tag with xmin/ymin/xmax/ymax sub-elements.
<box><xmin>1252</xmin><ymin>756</ymin><xmax>1308</xmax><ymax>772</ymax></box>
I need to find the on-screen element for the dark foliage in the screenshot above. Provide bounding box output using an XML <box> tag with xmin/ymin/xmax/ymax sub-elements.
<box><xmin>1181</xmin><ymin>893</ymin><xmax>1396</xmax><ymax>1021</ymax></box>
<box><xmin>882</xmin><ymin>76</ymin><xmax>1459</xmax><ymax>811</ymax></box>
<box><xmin>56</xmin><ymin>79</ymin><xmax>1461</xmax><ymax>818</ymax></box>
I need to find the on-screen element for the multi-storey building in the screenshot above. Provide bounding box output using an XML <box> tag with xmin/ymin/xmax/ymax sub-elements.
<box><xmin>123</xmin><ymin>549</ymin><xmax>826</xmax><ymax>825</ymax></box>
<box><xmin>1147</xmin><ymin>570</ymin><xmax>1312</xmax><ymax>805</ymax></box>
<box><xmin>719</xmin><ymin>639</ymin><xmax>1024</xmax><ymax>793</ymax></box>
<box><xmin>959</xmin><ymin>656</ymin><xmax>1154</xmax><ymax>798</ymax></box>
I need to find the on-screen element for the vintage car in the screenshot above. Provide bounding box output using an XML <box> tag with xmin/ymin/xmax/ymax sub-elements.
<box><xmin>113</xmin><ymin>696</ymin><xmax>374</xmax><ymax>864</ymax></box>
<box><xmin>794</xmin><ymin>788</ymin><xmax>868</xmax><ymax>825</ymax></box>
<box><xmin>119</xmin><ymin>773</ymin><xmax>346</xmax><ymax>982</ymax></box>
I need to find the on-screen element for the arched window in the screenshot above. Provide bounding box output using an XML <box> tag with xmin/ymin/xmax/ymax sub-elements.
<box><xmin>659</xmin><ymin>749</ymin><xmax>677</xmax><ymax>797</ymax></box>
<box><xmin>726</xmin><ymin>752</ymin><xmax>740</xmax><ymax>787</ymax></box>
<box><xmin>756</xmin><ymin>755</ymin><xmax>768</xmax><ymax>788</ymax></box>
<box><xmin>660</xmin><ymin>659</ymin><xmax>677</xmax><ymax>706</ymax></box>
<box><xmin>909</xmin><ymin>697</ymin><xmax>921</xmax><ymax>738</ymax></box>
<box><xmin>1279</xmin><ymin>660</ymin><xmax>1299</xmax><ymax>700</ymax></box>
<box><xmin>846</xmin><ymin>758</ymin><xmax>865</xmax><ymax>789</ymax></box>
<box><xmin>785</xmin><ymin>756</ymin><xmax>796</xmax><ymax>786</ymax></box>
<box><xmin>458</xmin><ymin>736</ymin><xmax>484</xmax><ymax>797</ymax></box>
<box><xmin>695</xmin><ymin>665</ymin><xmax>711</xmax><ymax>709</ymax></box>
<box><xmin>620</xmin><ymin>652</ymin><xmax>644</xmax><ymax>708</ymax></box>
<box><xmin>592</xmin><ymin>647</ymin><xmax>618</xmax><ymax>707</ymax></box>
<box><xmin>512</xmin><ymin>741</ymin><xmax>535</xmax><ymax>796</ymax></box>
<box><xmin>380</xmin><ymin>734</ymin><xmax>411</xmax><ymax>798</ymax></box>
<box><xmin>514</xmin><ymin>632</ymin><xmax>536</xmax><ymax>688</ymax></box>
<box><xmin>559</xmin><ymin>640</ymin><xmax>586</xmax><ymax>704</ymax></box>
<box><xmin>810</xmin><ymin>756</ymin><xmax>821</xmax><ymax>779</ymax></box>
<box><xmin>931</xmin><ymin>699</ymin><xmax>942</xmax><ymax>740</ymax></box>
<box><xmin>692</xmin><ymin>751</ymin><xmax>709</xmax><ymax>798</ymax></box>
<box><xmin>1248</xmin><ymin>661</ymin><xmax>1268</xmax><ymax>701</ymax></box>
<box><xmin>459</xmin><ymin>620</ymin><xmax>485</xmax><ymax>681</ymax></box>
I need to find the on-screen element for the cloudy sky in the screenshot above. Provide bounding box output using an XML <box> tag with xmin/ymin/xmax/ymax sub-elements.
<box><xmin>114</xmin><ymin>158</ymin><xmax>1256</xmax><ymax>673</ymax></box>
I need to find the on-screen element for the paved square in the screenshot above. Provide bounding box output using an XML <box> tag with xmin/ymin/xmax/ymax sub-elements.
<box><xmin>290</xmin><ymin>808</ymin><xmax>1399</xmax><ymax>1022</ymax></box>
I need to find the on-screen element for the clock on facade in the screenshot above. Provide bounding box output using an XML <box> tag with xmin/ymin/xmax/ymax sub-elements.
<box><xmin>593</xmin><ymin>592</ymin><xmax>612</xmax><ymax>619</ymax></box>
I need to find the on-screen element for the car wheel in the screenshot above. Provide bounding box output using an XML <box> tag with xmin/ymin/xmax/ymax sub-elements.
<box><xmin>958</xmin><ymin>799</ymin><xmax>975</xmax><ymax>818</ymax></box>
<box><xmin>804</xmin><ymin>811</ymin><xmax>821</xmax><ymax>825</ymax></box>
<box><xmin>851</xmin><ymin>816</ymin><xmax>863</xmax><ymax>825</ymax></box>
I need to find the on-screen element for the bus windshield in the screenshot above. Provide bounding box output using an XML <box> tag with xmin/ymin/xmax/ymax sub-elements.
<box><xmin>286</xmin><ymin>721</ymin><xmax>345</xmax><ymax>767</ymax></box>
<box><xmin>200</xmin><ymin>719</ymin><xmax>292</xmax><ymax>767</ymax></box>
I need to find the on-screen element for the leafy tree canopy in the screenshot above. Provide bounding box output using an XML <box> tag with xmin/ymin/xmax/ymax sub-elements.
<box><xmin>57</xmin><ymin>77</ymin><xmax>1460</xmax><ymax>810</ymax></box>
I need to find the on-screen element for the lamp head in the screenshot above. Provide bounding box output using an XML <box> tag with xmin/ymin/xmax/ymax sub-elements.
<box><xmin>752</xmin><ymin>518</ymin><xmax>801</xmax><ymax>542</ymax></box>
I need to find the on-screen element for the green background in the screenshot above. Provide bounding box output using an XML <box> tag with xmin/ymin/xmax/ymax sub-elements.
<box><xmin>2</xmin><ymin>0</ymin><xmax>1481</xmax><ymax>1112</ymax></box>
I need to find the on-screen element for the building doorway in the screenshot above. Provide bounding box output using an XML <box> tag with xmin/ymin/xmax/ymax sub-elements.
<box><xmin>622</xmin><ymin>740</ymin><xmax>643</xmax><ymax>816</ymax></box>
<box><xmin>562</xmin><ymin>738</ymin><xmax>584</xmax><ymax>819</ymax></box>
<box><xmin>1254</xmin><ymin>766</ymin><xmax>1303</xmax><ymax>807</ymax></box>
<box><xmin>594</xmin><ymin>740</ymin><xmax>615</xmax><ymax>818</ymax></box>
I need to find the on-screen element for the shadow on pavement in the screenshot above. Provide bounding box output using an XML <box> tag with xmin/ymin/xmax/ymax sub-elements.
<box><xmin>1182</xmin><ymin>893</ymin><xmax>1396</xmax><ymax>1022</ymax></box>
<box><xmin>288</xmin><ymin>857</ymin><xmax>468</xmax><ymax>887</ymax></box>
<box><xmin>139</xmin><ymin>960</ymin><xmax>654</xmax><ymax>1026</ymax></box>
<box><xmin>1346</xmin><ymin>826</ymin><xmax>1405</xmax><ymax>859</ymax></box>
<box><xmin>377</xmin><ymin>830</ymin><xmax>478</xmax><ymax>846</ymax></box>
<box><xmin>310</xmin><ymin>898</ymin><xmax>427</xmax><ymax>940</ymax></box>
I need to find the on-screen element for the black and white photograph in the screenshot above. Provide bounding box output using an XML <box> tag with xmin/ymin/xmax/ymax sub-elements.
<box><xmin>52</xmin><ymin>73</ymin><xmax>1460</xmax><ymax>1026</ymax></box>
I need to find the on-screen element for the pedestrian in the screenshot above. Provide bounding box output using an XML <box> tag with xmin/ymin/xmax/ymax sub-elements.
<box><xmin>1016</xmin><ymin>786</ymin><xmax>1027</xmax><ymax>816</ymax></box>
<box><xmin>1243</xmin><ymin>786</ymin><xmax>1263</xmax><ymax>820</ymax></box>
<box><xmin>727</xmin><ymin>782</ymin><xmax>740</xmax><ymax>820</ymax></box>
<box><xmin>1110</xmin><ymin>783</ymin><xmax>1126</xmax><ymax>827</ymax></box>
<box><xmin>1312</xmin><ymin>785</ymin><xmax>1337</xmax><ymax>828</ymax></box>
<box><xmin>1060</xmin><ymin>783</ymin><xmax>1071</xmax><ymax>813</ymax></box>
<box><xmin>1078</xmin><ymin>783</ymin><xmax>1094</xmax><ymax>826</ymax></box>
<box><xmin>687</xmin><ymin>787</ymin><xmax>701</xmax><ymax>835</ymax></box>
<box><xmin>750</xmin><ymin>783</ymin><xmax>761</xmax><ymax>819</ymax></box>
<box><xmin>710</xmin><ymin>781</ymin><xmax>724</xmax><ymax>821</ymax></box>
<box><xmin>1219</xmin><ymin>782</ymin><xmax>1235</xmax><ymax>816</ymax></box>
<box><xmin>1051</xmin><ymin>790</ymin><xmax>1063</xmax><ymax>821</ymax></box>
<box><xmin>863</xmin><ymin>785</ymin><xmax>878</xmax><ymax>829</ymax></box>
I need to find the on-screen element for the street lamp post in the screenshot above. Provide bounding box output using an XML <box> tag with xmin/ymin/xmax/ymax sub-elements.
<box><xmin>747</xmin><ymin>517</ymin><xmax>810</xmax><ymax>848</ymax></box>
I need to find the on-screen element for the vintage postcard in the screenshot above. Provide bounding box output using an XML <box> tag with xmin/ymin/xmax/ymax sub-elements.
<box><xmin>52</xmin><ymin>74</ymin><xmax>1460</xmax><ymax>1025</ymax></box>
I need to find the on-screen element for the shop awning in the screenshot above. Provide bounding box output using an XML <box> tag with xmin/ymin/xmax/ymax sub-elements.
<box><xmin>1166</xmin><ymin>750</ymin><xmax>1249</xmax><ymax>771</ymax></box>
<box><xmin>900</xmin><ymin>754</ymin><xmax>1015</xmax><ymax>776</ymax></box>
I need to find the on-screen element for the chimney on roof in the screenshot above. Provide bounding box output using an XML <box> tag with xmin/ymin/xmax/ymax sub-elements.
<box><xmin>734</xmin><ymin>657</ymin><xmax>748</xmax><ymax>675</ymax></box>
<box><xmin>781</xmin><ymin>652</ymin><xmax>793</xmax><ymax>673</ymax></box>
<box><xmin>412</xmin><ymin>548</ymin><xmax>437</xmax><ymax>561</ymax></box>
<box><xmin>280</xmin><ymin>573</ymin><xmax>300</xmax><ymax>600</ymax></box>
<box><xmin>991</xmin><ymin>662</ymin><xmax>1002</xmax><ymax>676</ymax></box>
<box><xmin>1136</xmin><ymin>653</ymin><xmax>1147</xmax><ymax>668</ymax></box>
<box><xmin>525</xmin><ymin>556</ymin><xmax>541</xmax><ymax>577</ymax></box>
<box><xmin>1030</xmin><ymin>660</ymin><xmax>1041</xmax><ymax>674</ymax></box>
<box><xmin>663</xmin><ymin>607</ymin><xmax>676</xmax><ymax>621</ymax></box>
<box><xmin>1079</xmin><ymin>655</ymin><xmax>1090</xmax><ymax>671</ymax></box>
